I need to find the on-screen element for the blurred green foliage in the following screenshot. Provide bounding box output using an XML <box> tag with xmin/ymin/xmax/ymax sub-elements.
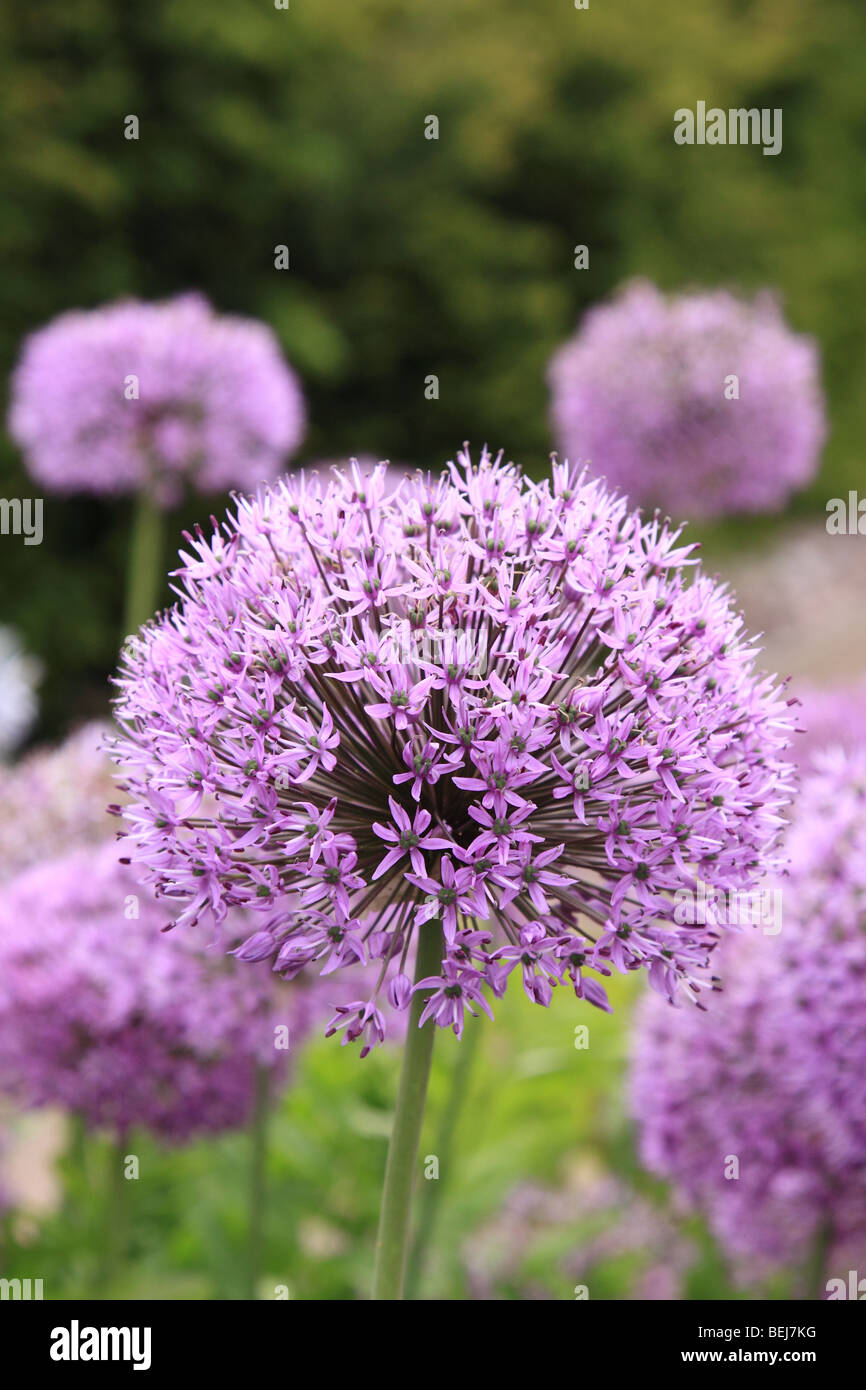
<box><xmin>1</xmin><ymin>0</ymin><xmax>864</xmax><ymax>736</ymax></box>
<box><xmin>2</xmin><ymin>973</ymin><xmax>783</xmax><ymax>1300</ymax></box>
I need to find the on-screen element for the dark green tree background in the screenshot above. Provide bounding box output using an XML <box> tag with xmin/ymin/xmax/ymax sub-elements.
<box><xmin>1</xmin><ymin>0</ymin><xmax>863</xmax><ymax>737</ymax></box>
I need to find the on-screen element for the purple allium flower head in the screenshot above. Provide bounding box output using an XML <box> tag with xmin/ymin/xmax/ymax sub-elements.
<box><xmin>549</xmin><ymin>280</ymin><xmax>825</xmax><ymax>518</ymax></box>
<box><xmin>110</xmin><ymin>449</ymin><xmax>796</xmax><ymax>1053</ymax></box>
<box><xmin>0</xmin><ymin>842</ymin><xmax>299</xmax><ymax>1142</ymax></box>
<box><xmin>8</xmin><ymin>293</ymin><xmax>306</xmax><ymax>503</ymax></box>
<box><xmin>794</xmin><ymin>676</ymin><xmax>866</xmax><ymax>769</ymax></box>
<box><xmin>631</xmin><ymin>747</ymin><xmax>866</xmax><ymax>1281</ymax></box>
<box><xmin>0</xmin><ymin>722</ymin><xmax>115</xmax><ymax>883</ymax></box>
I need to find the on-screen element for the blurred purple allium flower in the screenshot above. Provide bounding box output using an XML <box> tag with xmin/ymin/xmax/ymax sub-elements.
<box><xmin>8</xmin><ymin>293</ymin><xmax>306</xmax><ymax>503</ymax></box>
<box><xmin>0</xmin><ymin>842</ymin><xmax>300</xmax><ymax>1142</ymax></box>
<box><xmin>0</xmin><ymin>722</ymin><xmax>114</xmax><ymax>883</ymax></box>
<box><xmin>631</xmin><ymin>747</ymin><xmax>866</xmax><ymax>1282</ymax></box>
<box><xmin>110</xmin><ymin>449</ymin><xmax>796</xmax><ymax>1055</ymax></box>
<box><xmin>549</xmin><ymin>280</ymin><xmax>825</xmax><ymax>518</ymax></box>
<box><xmin>463</xmin><ymin>1168</ymin><xmax>697</xmax><ymax>1301</ymax></box>
<box><xmin>794</xmin><ymin>676</ymin><xmax>866</xmax><ymax>768</ymax></box>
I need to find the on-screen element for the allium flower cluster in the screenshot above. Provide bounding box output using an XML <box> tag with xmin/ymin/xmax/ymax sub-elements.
<box><xmin>631</xmin><ymin>747</ymin><xmax>866</xmax><ymax>1279</ymax></box>
<box><xmin>0</xmin><ymin>843</ymin><xmax>296</xmax><ymax>1141</ymax></box>
<box><xmin>8</xmin><ymin>293</ymin><xmax>306</xmax><ymax>503</ymax></box>
<box><xmin>0</xmin><ymin>627</ymin><xmax>40</xmax><ymax>759</ymax></box>
<box><xmin>548</xmin><ymin>280</ymin><xmax>825</xmax><ymax>518</ymax></box>
<box><xmin>0</xmin><ymin>722</ymin><xmax>114</xmax><ymax>882</ymax></box>
<box><xmin>794</xmin><ymin>676</ymin><xmax>866</xmax><ymax>769</ymax></box>
<box><xmin>111</xmin><ymin>450</ymin><xmax>796</xmax><ymax>1056</ymax></box>
<box><xmin>463</xmin><ymin>1169</ymin><xmax>697</xmax><ymax>1301</ymax></box>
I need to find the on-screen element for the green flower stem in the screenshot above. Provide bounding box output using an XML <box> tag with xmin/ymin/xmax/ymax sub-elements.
<box><xmin>124</xmin><ymin>488</ymin><xmax>163</xmax><ymax>636</ymax></box>
<box><xmin>806</xmin><ymin>1217</ymin><xmax>833</xmax><ymax>1300</ymax></box>
<box><xmin>64</xmin><ymin>1111</ymin><xmax>89</xmax><ymax>1234</ymax></box>
<box><xmin>98</xmin><ymin>1136</ymin><xmax>129</xmax><ymax>1293</ymax></box>
<box><xmin>0</xmin><ymin>1207</ymin><xmax>13</xmax><ymax>1277</ymax></box>
<box><xmin>247</xmin><ymin>1063</ymin><xmax>271</xmax><ymax>1300</ymax></box>
<box><xmin>67</xmin><ymin>1111</ymin><xmax>88</xmax><ymax>1182</ymax></box>
<box><xmin>372</xmin><ymin>921</ymin><xmax>443</xmax><ymax>1300</ymax></box>
<box><xmin>404</xmin><ymin>1013</ymin><xmax>481</xmax><ymax>1299</ymax></box>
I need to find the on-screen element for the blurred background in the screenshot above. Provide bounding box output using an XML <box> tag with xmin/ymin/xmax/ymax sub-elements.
<box><xmin>0</xmin><ymin>0</ymin><xmax>864</xmax><ymax>1300</ymax></box>
<box><xmin>3</xmin><ymin>0</ymin><xmax>866</xmax><ymax>735</ymax></box>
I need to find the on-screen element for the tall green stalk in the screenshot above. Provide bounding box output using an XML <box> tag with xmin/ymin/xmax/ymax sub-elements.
<box><xmin>372</xmin><ymin>922</ymin><xmax>443</xmax><ymax>1300</ymax></box>
<box><xmin>67</xmin><ymin>1111</ymin><xmax>88</xmax><ymax>1186</ymax></box>
<box><xmin>0</xmin><ymin>1208</ymin><xmax>13</xmax><ymax>1277</ymax></box>
<box><xmin>98</xmin><ymin>1137</ymin><xmax>129</xmax><ymax>1293</ymax></box>
<box><xmin>247</xmin><ymin>1063</ymin><xmax>271</xmax><ymax>1300</ymax></box>
<box><xmin>64</xmin><ymin>1111</ymin><xmax>89</xmax><ymax>1237</ymax></box>
<box><xmin>404</xmin><ymin>1014</ymin><xmax>481</xmax><ymax>1299</ymax></box>
<box><xmin>806</xmin><ymin>1217</ymin><xmax>833</xmax><ymax>1300</ymax></box>
<box><xmin>124</xmin><ymin>488</ymin><xmax>163</xmax><ymax>636</ymax></box>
